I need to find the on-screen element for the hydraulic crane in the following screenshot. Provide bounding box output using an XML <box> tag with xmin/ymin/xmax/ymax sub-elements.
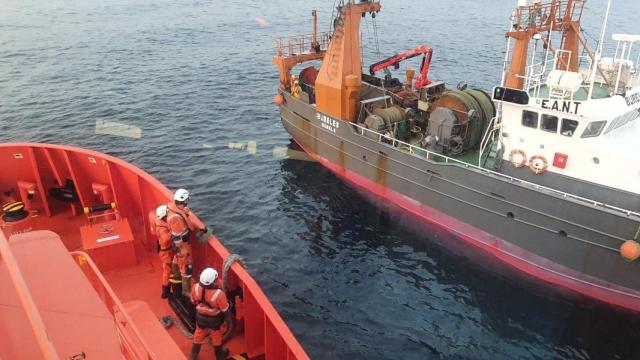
<box><xmin>369</xmin><ymin>45</ymin><xmax>433</xmax><ymax>89</ymax></box>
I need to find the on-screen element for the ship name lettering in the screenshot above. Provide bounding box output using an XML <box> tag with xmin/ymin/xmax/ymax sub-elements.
<box><xmin>317</xmin><ymin>113</ymin><xmax>340</xmax><ymax>133</ymax></box>
<box><xmin>540</xmin><ymin>99</ymin><xmax>581</xmax><ymax>114</ymax></box>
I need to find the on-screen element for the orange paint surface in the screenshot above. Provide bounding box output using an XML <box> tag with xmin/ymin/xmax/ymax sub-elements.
<box><xmin>0</xmin><ymin>143</ymin><xmax>309</xmax><ymax>360</ymax></box>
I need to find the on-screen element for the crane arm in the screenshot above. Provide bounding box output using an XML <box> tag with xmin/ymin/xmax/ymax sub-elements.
<box><xmin>368</xmin><ymin>45</ymin><xmax>433</xmax><ymax>89</ymax></box>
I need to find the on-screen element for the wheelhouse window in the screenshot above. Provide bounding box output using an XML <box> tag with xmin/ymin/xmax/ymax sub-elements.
<box><xmin>581</xmin><ymin>120</ymin><xmax>607</xmax><ymax>138</ymax></box>
<box><xmin>560</xmin><ymin>119</ymin><xmax>579</xmax><ymax>137</ymax></box>
<box><xmin>541</xmin><ymin>114</ymin><xmax>559</xmax><ymax>133</ymax></box>
<box><xmin>522</xmin><ymin>110</ymin><xmax>538</xmax><ymax>128</ymax></box>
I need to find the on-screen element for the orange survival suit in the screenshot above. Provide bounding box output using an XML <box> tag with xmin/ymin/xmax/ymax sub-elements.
<box><xmin>166</xmin><ymin>202</ymin><xmax>204</xmax><ymax>275</ymax></box>
<box><xmin>190</xmin><ymin>281</ymin><xmax>230</xmax><ymax>359</ymax></box>
<box><xmin>153</xmin><ymin>216</ymin><xmax>175</xmax><ymax>289</ymax></box>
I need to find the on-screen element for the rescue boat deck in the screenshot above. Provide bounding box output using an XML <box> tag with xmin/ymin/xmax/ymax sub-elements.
<box><xmin>1</xmin><ymin>208</ymin><xmax>248</xmax><ymax>358</ymax></box>
<box><xmin>0</xmin><ymin>143</ymin><xmax>309</xmax><ymax>360</ymax></box>
<box><xmin>104</xmin><ymin>247</ymin><xmax>247</xmax><ymax>358</ymax></box>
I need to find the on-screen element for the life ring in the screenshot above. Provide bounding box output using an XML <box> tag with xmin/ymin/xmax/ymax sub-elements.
<box><xmin>509</xmin><ymin>149</ymin><xmax>527</xmax><ymax>168</ymax></box>
<box><xmin>529</xmin><ymin>155</ymin><xmax>548</xmax><ymax>174</ymax></box>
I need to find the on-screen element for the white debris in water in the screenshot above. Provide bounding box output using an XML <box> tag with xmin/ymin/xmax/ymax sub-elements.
<box><xmin>255</xmin><ymin>17</ymin><xmax>268</xmax><ymax>26</ymax></box>
<box><xmin>272</xmin><ymin>147</ymin><xmax>287</xmax><ymax>158</ymax></box>
<box><xmin>202</xmin><ymin>144</ymin><xmax>213</xmax><ymax>148</ymax></box>
<box><xmin>95</xmin><ymin>119</ymin><xmax>142</xmax><ymax>139</ymax></box>
<box><xmin>272</xmin><ymin>147</ymin><xmax>316</xmax><ymax>162</ymax></box>
<box><xmin>228</xmin><ymin>142</ymin><xmax>245</xmax><ymax>150</ymax></box>
<box><xmin>247</xmin><ymin>141</ymin><xmax>257</xmax><ymax>155</ymax></box>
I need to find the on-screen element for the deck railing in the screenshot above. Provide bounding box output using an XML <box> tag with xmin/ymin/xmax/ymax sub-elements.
<box><xmin>70</xmin><ymin>251</ymin><xmax>157</xmax><ymax>360</ymax></box>
<box><xmin>513</xmin><ymin>0</ymin><xmax>585</xmax><ymax>31</ymax></box>
<box><xmin>274</xmin><ymin>32</ymin><xmax>331</xmax><ymax>57</ymax></box>
<box><xmin>350</xmin><ymin>121</ymin><xmax>640</xmax><ymax>218</ymax></box>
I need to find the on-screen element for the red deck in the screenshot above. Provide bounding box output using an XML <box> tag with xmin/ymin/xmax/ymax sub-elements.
<box><xmin>0</xmin><ymin>143</ymin><xmax>309</xmax><ymax>360</ymax></box>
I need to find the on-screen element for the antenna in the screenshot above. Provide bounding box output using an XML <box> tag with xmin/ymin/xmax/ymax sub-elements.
<box><xmin>587</xmin><ymin>0</ymin><xmax>612</xmax><ymax>99</ymax></box>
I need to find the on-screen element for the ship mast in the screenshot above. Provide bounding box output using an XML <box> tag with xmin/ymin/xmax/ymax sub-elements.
<box><xmin>504</xmin><ymin>0</ymin><xmax>586</xmax><ymax>90</ymax></box>
<box><xmin>315</xmin><ymin>0</ymin><xmax>381</xmax><ymax>122</ymax></box>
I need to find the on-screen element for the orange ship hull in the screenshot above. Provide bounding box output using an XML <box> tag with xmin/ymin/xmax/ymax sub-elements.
<box><xmin>0</xmin><ymin>143</ymin><xmax>308</xmax><ymax>360</ymax></box>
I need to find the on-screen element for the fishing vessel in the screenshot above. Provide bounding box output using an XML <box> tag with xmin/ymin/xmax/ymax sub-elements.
<box><xmin>0</xmin><ymin>143</ymin><xmax>309</xmax><ymax>359</ymax></box>
<box><xmin>273</xmin><ymin>0</ymin><xmax>640</xmax><ymax>311</ymax></box>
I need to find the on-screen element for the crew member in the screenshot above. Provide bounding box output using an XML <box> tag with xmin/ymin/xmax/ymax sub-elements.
<box><xmin>189</xmin><ymin>267</ymin><xmax>231</xmax><ymax>360</ymax></box>
<box><xmin>291</xmin><ymin>75</ymin><xmax>301</xmax><ymax>98</ymax></box>
<box><xmin>153</xmin><ymin>205</ymin><xmax>174</xmax><ymax>299</ymax></box>
<box><xmin>166</xmin><ymin>188</ymin><xmax>207</xmax><ymax>276</ymax></box>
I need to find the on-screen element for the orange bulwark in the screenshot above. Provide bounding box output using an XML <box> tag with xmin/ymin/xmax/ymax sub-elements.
<box><xmin>0</xmin><ymin>143</ymin><xmax>309</xmax><ymax>360</ymax></box>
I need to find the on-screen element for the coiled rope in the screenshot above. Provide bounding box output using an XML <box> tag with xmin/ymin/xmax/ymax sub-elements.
<box><xmin>222</xmin><ymin>254</ymin><xmax>246</xmax><ymax>294</ymax></box>
<box><xmin>159</xmin><ymin>315</ymin><xmax>193</xmax><ymax>338</ymax></box>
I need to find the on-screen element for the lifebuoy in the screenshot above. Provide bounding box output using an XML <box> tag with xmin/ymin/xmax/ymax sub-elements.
<box><xmin>529</xmin><ymin>155</ymin><xmax>548</xmax><ymax>174</ymax></box>
<box><xmin>509</xmin><ymin>149</ymin><xmax>527</xmax><ymax>168</ymax></box>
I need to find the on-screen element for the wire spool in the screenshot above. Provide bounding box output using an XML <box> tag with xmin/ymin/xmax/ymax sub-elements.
<box><xmin>430</xmin><ymin>90</ymin><xmax>483</xmax><ymax>150</ymax></box>
<box><xmin>372</xmin><ymin>106</ymin><xmax>405</xmax><ymax>126</ymax></box>
<box><xmin>464</xmin><ymin>89</ymin><xmax>495</xmax><ymax>124</ymax></box>
<box><xmin>465</xmin><ymin>89</ymin><xmax>495</xmax><ymax>147</ymax></box>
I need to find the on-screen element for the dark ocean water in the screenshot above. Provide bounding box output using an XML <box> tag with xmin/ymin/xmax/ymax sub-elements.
<box><xmin>2</xmin><ymin>0</ymin><xmax>640</xmax><ymax>359</ymax></box>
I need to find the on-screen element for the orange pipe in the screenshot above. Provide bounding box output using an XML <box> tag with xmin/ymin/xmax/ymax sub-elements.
<box><xmin>505</xmin><ymin>35</ymin><xmax>530</xmax><ymax>89</ymax></box>
<box><xmin>312</xmin><ymin>10</ymin><xmax>318</xmax><ymax>50</ymax></box>
<box><xmin>0</xmin><ymin>231</ymin><xmax>60</xmax><ymax>360</ymax></box>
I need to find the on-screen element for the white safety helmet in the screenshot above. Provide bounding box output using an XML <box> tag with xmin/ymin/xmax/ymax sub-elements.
<box><xmin>200</xmin><ymin>267</ymin><xmax>218</xmax><ymax>286</ymax></box>
<box><xmin>156</xmin><ymin>205</ymin><xmax>168</xmax><ymax>219</ymax></box>
<box><xmin>174</xmin><ymin>188</ymin><xmax>190</xmax><ymax>202</ymax></box>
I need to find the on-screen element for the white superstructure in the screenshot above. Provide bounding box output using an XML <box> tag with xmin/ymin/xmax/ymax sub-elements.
<box><xmin>487</xmin><ymin>0</ymin><xmax>640</xmax><ymax>196</ymax></box>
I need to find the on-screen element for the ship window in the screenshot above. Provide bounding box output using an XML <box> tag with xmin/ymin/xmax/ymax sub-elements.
<box><xmin>521</xmin><ymin>110</ymin><xmax>538</xmax><ymax>128</ymax></box>
<box><xmin>581</xmin><ymin>120</ymin><xmax>607</xmax><ymax>138</ymax></box>
<box><xmin>541</xmin><ymin>114</ymin><xmax>559</xmax><ymax>133</ymax></box>
<box><xmin>560</xmin><ymin>119</ymin><xmax>579</xmax><ymax>137</ymax></box>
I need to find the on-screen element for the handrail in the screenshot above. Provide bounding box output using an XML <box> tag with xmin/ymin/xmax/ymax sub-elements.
<box><xmin>351</xmin><ymin>121</ymin><xmax>640</xmax><ymax>218</ymax></box>
<box><xmin>274</xmin><ymin>31</ymin><xmax>331</xmax><ymax>57</ymax></box>
<box><xmin>70</xmin><ymin>251</ymin><xmax>156</xmax><ymax>360</ymax></box>
<box><xmin>478</xmin><ymin>117</ymin><xmax>496</xmax><ymax>167</ymax></box>
<box><xmin>0</xmin><ymin>231</ymin><xmax>60</xmax><ymax>359</ymax></box>
<box><xmin>513</xmin><ymin>0</ymin><xmax>585</xmax><ymax>31</ymax></box>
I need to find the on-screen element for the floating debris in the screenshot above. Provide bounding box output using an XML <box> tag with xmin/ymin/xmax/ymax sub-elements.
<box><xmin>255</xmin><ymin>16</ymin><xmax>269</xmax><ymax>26</ymax></box>
<box><xmin>228</xmin><ymin>142</ymin><xmax>246</xmax><ymax>150</ymax></box>
<box><xmin>95</xmin><ymin>119</ymin><xmax>142</xmax><ymax>139</ymax></box>
<box><xmin>247</xmin><ymin>141</ymin><xmax>257</xmax><ymax>155</ymax></box>
<box><xmin>202</xmin><ymin>144</ymin><xmax>213</xmax><ymax>148</ymax></box>
<box><xmin>272</xmin><ymin>147</ymin><xmax>316</xmax><ymax>162</ymax></box>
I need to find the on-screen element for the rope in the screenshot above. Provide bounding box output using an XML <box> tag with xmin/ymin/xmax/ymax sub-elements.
<box><xmin>159</xmin><ymin>315</ymin><xmax>193</xmax><ymax>339</ymax></box>
<box><xmin>160</xmin><ymin>315</ymin><xmax>219</xmax><ymax>348</ymax></box>
<box><xmin>222</xmin><ymin>254</ymin><xmax>246</xmax><ymax>294</ymax></box>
